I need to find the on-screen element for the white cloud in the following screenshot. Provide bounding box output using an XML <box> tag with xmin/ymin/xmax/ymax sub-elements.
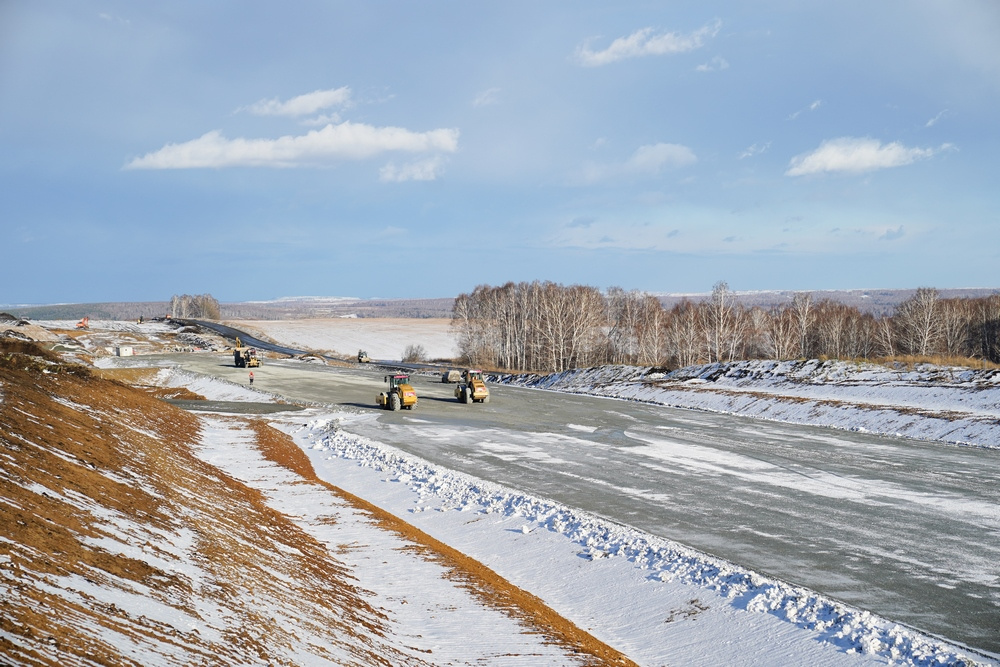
<box><xmin>579</xmin><ymin>142</ymin><xmax>697</xmax><ymax>183</ymax></box>
<box><xmin>738</xmin><ymin>141</ymin><xmax>771</xmax><ymax>159</ymax></box>
<box><xmin>925</xmin><ymin>109</ymin><xmax>949</xmax><ymax>127</ymax></box>
<box><xmin>696</xmin><ymin>55</ymin><xmax>729</xmax><ymax>72</ymax></box>
<box><xmin>788</xmin><ymin>99</ymin><xmax>822</xmax><ymax>120</ymax></box>
<box><xmin>125</xmin><ymin>121</ymin><xmax>459</xmax><ymax>169</ymax></box>
<box><xmin>239</xmin><ymin>87</ymin><xmax>352</xmax><ymax>117</ymax></box>
<box><xmin>575</xmin><ymin>20</ymin><xmax>721</xmax><ymax>67</ymax></box>
<box><xmin>472</xmin><ymin>87</ymin><xmax>501</xmax><ymax>107</ymax></box>
<box><xmin>785</xmin><ymin>137</ymin><xmax>945</xmax><ymax>176</ymax></box>
<box><xmin>379</xmin><ymin>156</ymin><xmax>446</xmax><ymax>182</ymax></box>
<box><xmin>626</xmin><ymin>143</ymin><xmax>697</xmax><ymax>173</ymax></box>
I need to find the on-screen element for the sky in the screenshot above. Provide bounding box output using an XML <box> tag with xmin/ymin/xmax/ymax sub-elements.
<box><xmin>2</xmin><ymin>1</ymin><xmax>998</xmax><ymax>304</ymax></box>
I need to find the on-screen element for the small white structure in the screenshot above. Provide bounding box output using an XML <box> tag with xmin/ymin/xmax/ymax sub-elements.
<box><xmin>114</xmin><ymin>346</ymin><xmax>135</xmax><ymax>356</ymax></box>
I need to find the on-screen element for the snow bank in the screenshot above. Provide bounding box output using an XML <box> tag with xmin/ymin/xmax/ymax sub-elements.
<box><xmin>494</xmin><ymin>360</ymin><xmax>1000</xmax><ymax>449</ymax></box>
<box><xmin>285</xmin><ymin>414</ymin><xmax>990</xmax><ymax>666</ymax></box>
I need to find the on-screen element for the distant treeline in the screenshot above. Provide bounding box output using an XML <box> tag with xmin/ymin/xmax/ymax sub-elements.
<box><xmin>5</xmin><ymin>297</ymin><xmax>455</xmax><ymax>321</ymax></box>
<box><xmin>453</xmin><ymin>282</ymin><xmax>1000</xmax><ymax>372</ymax></box>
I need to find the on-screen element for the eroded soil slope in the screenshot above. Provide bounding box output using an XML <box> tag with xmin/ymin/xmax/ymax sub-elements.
<box><xmin>0</xmin><ymin>341</ymin><xmax>421</xmax><ymax>665</ymax></box>
<box><xmin>0</xmin><ymin>340</ymin><xmax>632</xmax><ymax>666</ymax></box>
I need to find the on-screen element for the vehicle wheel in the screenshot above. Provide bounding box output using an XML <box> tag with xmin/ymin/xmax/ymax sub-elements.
<box><xmin>390</xmin><ymin>393</ymin><xmax>401</xmax><ymax>411</ymax></box>
<box><xmin>483</xmin><ymin>395</ymin><xmax>490</xmax><ymax>403</ymax></box>
<box><xmin>463</xmin><ymin>387</ymin><xmax>472</xmax><ymax>404</ymax></box>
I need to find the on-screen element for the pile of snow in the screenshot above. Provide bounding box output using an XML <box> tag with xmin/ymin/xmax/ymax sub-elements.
<box><xmin>495</xmin><ymin>359</ymin><xmax>1000</xmax><ymax>449</ymax></box>
<box><xmin>276</xmin><ymin>412</ymin><xmax>989</xmax><ymax>666</ymax></box>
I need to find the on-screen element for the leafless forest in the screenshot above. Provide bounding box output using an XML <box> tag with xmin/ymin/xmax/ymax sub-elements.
<box><xmin>452</xmin><ymin>282</ymin><xmax>1000</xmax><ymax>373</ymax></box>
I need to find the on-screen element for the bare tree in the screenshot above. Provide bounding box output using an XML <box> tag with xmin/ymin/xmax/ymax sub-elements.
<box><xmin>791</xmin><ymin>292</ymin><xmax>814</xmax><ymax>358</ymax></box>
<box><xmin>764</xmin><ymin>305</ymin><xmax>797</xmax><ymax>359</ymax></box>
<box><xmin>665</xmin><ymin>300</ymin><xmax>703</xmax><ymax>368</ymax></box>
<box><xmin>170</xmin><ymin>294</ymin><xmax>220</xmax><ymax>319</ymax></box>
<box><xmin>402</xmin><ymin>344</ymin><xmax>427</xmax><ymax>362</ymax></box>
<box><xmin>894</xmin><ymin>287</ymin><xmax>941</xmax><ymax>355</ymax></box>
<box><xmin>706</xmin><ymin>281</ymin><xmax>734</xmax><ymax>362</ymax></box>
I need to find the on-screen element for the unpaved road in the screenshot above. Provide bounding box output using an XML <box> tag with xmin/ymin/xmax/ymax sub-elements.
<box><xmin>154</xmin><ymin>350</ymin><xmax>1000</xmax><ymax>656</ymax></box>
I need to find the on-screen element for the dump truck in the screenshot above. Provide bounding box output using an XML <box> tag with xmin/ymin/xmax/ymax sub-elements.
<box><xmin>377</xmin><ymin>374</ymin><xmax>417</xmax><ymax>411</ymax></box>
<box><xmin>455</xmin><ymin>369</ymin><xmax>490</xmax><ymax>404</ymax></box>
<box><xmin>441</xmin><ymin>369</ymin><xmax>462</xmax><ymax>383</ymax></box>
<box><xmin>233</xmin><ymin>337</ymin><xmax>261</xmax><ymax>368</ymax></box>
<box><xmin>358</xmin><ymin>350</ymin><xmax>371</xmax><ymax>363</ymax></box>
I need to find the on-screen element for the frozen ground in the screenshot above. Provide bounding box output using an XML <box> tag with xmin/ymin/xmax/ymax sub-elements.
<box><xmin>132</xmin><ymin>360</ymin><xmax>995</xmax><ymax>666</ymax></box>
<box><xmin>495</xmin><ymin>359</ymin><xmax>1000</xmax><ymax>450</ymax></box>
<box><xmin>224</xmin><ymin>317</ymin><xmax>459</xmax><ymax>361</ymax></box>
<box><xmin>22</xmin><ymin>319</ymin><xmax>1000</xmax><ymax>664</ymax></box>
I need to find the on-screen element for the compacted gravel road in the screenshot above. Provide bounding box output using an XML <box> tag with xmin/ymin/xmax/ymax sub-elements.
<box><xmin>161</xmin><ymin>350</ymin><xmax>1000</xmax><ymax>656</ymax></box>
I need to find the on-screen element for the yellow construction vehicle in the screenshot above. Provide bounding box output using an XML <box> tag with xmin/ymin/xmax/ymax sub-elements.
<box><xmin>377</xmin><ymin>374</ymin><xmax>417</xmax><ymax>411</ymax></box>
<box><xmin>358</xmin><ymin>349</ymin><xmax>371</xmax><ymax>363</ymax></box>
<box><xmin>455</xmin><ymin>369</ymin><xmax>490</xmax><ymax>404</ymax></box>
<box><xmin>233</xmin><ymin>337</ymin><xmax>261</xmax><ymax>368</ymax></box>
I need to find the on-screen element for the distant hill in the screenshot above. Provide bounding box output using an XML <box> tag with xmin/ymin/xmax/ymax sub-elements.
<box><xmin>657</xmin><ymin>288</ymin><xmax>999</xmax><ymax>314</ymax></box>
<box><xmin>1</xmin><ymin>297</ymin><xmax>456</xmax><ymax>321</ymax></box>
<box><xmin>4</xmin><ymin>288</ymin><xmax>996</xmax><ymax>321</ymax></box>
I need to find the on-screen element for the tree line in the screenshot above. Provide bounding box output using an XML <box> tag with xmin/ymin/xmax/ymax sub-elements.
<box><xmin>169</xmin><ymin>294</ymin><xmax>221</xmax><ymax>320</ymax></box>
<box><xmin>452</xmin><ymin>282</ymin><xmax>1000</xmax><ymax>373</ymax></box>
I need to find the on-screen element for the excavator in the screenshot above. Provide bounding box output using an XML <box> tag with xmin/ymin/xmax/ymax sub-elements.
<box><xmin>75</xmin><ymin>317</ymin><xmax>90</xmax><ymax>330</ymax></box>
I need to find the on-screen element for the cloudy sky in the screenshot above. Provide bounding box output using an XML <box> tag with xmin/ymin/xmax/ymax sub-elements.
<box><xmin>2</xmin><ymin>1</ymin><xmax>998</xmax><ymax>304</ymax></box>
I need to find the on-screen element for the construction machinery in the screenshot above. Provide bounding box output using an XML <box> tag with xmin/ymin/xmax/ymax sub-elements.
<box><xmin>377</xmin><ymin>374</ymin><xmax>417</xmax><ymax>411</ymax></box>
<box><xmin>455</xmin><ymin>369</ymin><xmax>490</xmax><ymax>404</ymax></box>
<box><xmin>441</xmin><ymin>369</ymin><xmax>462</xmax><ymax>383</ymax></box>
<box><xmin>358</xmin><ymin>350</ymin><xmax>371</xmax><ymax>363</ymax></box>
<box><xmin>233</xmin><ymin>336</ymin><xmax>261</xmax><ymax>368</ymax></box>
<box><xmin>75</xmin><ymin>317</ymin><xmax>90</xmax><ymax>330</ymax></box>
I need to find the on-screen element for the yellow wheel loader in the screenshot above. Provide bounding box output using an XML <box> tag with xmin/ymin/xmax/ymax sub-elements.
<box><xmin>377</xmin><ymin>374</ymin><xmax>418</xmax><ymax>411</ymax></box>
<box><xmin>455</xmin><ymin>370</ymin><xmax>490</xmax><ymax>404</ymax></box>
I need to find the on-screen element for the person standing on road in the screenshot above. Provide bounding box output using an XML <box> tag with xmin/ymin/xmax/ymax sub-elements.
<box><xmin>249</xmin><ymin>371</ymin><xmax>254</xmax><ymax>386</ymax></box>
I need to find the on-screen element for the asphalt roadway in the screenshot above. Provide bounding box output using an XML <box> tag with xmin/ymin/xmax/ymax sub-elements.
<box><xmin>158</xmin><ymin>348</ymin><xmax>1000</xmax><ymax>657</ymax></box>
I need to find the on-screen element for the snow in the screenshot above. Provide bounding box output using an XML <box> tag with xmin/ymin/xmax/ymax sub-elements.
<box><xmin>494</xmin><ymin>360</ymin><xmax>1000</xmax><ymax>450</ymax></box>
<box><xmin>277</xmin><ymin>413</ymin><xmax>991</xmax><ymax>667</ymax></box>
<box><xmin>159</xmin><ymin>368</ymin><xmax>992</xmax><ymax>665</ymax></box>
<box><xmin>190</xmin><ymin>414</ymin><xmax>597</xmax><ymax>665</ymax></box>
<box><xmin>224</xmin><ymin>317</ymin><xmax>459</xmax><ymax>361</ymax></box>
<box><xmin>31</xmin><ymin>318</ymin><xmax>1000</xmax><ymax>664</ymax></box>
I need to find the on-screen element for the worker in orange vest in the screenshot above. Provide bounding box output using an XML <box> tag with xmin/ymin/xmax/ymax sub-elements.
<box><xmin>249</xmin><ymin>371</ymin><xmax>254</xmax><ymax>386</ymax></box>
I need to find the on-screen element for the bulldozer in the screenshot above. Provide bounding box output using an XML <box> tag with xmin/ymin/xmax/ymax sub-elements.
<box><xmin>358</xmin><ymin>349</ymin><xmax>371</xmax><ymax>363</ymax></box>
<box><xmin>233</xmin><ymin>337</ymin><xmax>261</xmax><ymax>368</ymax></box>
<box><xmin>455</xmin><ymin>369</ymin><xmax>490</xmax><ymax>404</ymax></box>
<box><xmin>377</xmin><ymin>374</ymin><xmax>417</xmax><ymax>411</ymax></box>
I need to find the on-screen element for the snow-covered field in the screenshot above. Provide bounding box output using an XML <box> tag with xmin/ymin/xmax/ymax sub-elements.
<box><xmin>156</xmin><ymin>366</ymin><xmax>992</xmax><ymax>666</ymax></box>
<box><xmin>495</xmin><ymin>359</ymin><xmax>1000</xmax><ymax>450</ymax></box>
<box><xmin>225</xmin><ymin>317</ymin><xmax>459</xmax><ymax>361</ymax></box>
<box><xmin>21</xmin><ymin>318</ymin><xmax>1000</xmax><ymax>664</ymax></box>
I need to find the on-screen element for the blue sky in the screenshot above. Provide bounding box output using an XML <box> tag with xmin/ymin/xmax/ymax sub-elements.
<box><xmin>2</xmin><ymin>1</ymin><xmax>998</xmax><ymax>304</ymax></box>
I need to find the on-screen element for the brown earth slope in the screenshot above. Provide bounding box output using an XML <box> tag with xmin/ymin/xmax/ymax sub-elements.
<box><xmin>0</xmin><ymin>340</ymin><xmax>633</xmax><ymax>666</ymax></box>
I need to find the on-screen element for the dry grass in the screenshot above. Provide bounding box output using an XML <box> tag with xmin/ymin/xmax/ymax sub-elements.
<box><xmin>872</xmin><ymin>354</ymin><xmax>1000</xmax><ymax>371</ymax></box>
<box><xmin>0</xmin><ymin>341</ymin><xmax>396</xmax><ymax>665</ymax></box>
<box><xmin>1</xmin><ymin>339</ymin><xmax>633</xmax><ymax>666</ymax></box>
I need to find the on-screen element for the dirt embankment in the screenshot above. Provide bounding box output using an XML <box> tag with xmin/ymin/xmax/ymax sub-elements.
<box><xmin>0</xmin><ymin>340</ymin><xmax>634</xmax><ymax>666</ymax></box>
<box><xmin>0</xmin><ymin>341</ymin><xmax>399</xmax><ymax>665</ymax></box>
